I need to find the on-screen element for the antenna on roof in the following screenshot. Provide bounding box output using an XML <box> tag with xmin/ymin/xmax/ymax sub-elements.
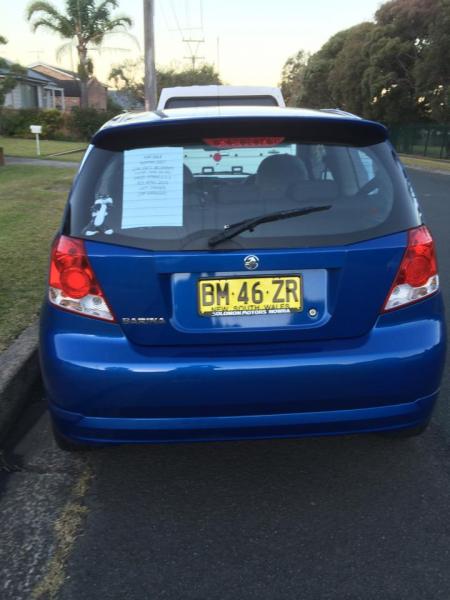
<box><xmin>28</xmin><ymin>50</ymin><xmax>44</xmax><ymax>61</ymax></box>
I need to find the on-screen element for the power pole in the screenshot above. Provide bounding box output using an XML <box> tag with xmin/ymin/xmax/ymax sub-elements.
<box><xmin>216</xmin><ymin>36</ymin><xmax>220</xmax><ymax>75</ymax></box>
<box><xmin>170</xmin><ymin>0</ymin><xmax>205</xmax><ymax>70</ymax></box>
<box><xmin>183</xmin><ymin>37</ymin><xmax>205</xmax><ymax>69</ymax></box>
<box><xmin>143</xmin><ymin>0</ymin><xmax>157</xmax><ymax>110</ymax></box>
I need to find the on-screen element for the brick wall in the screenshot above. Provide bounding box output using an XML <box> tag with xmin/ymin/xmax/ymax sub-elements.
<box><xmin>64</xmin><ymin>96</ymin><xmax>80</xmax><ymax>110</ymax></box>
<box><xmin>87</xmin><ymin>79</ymin><xmax>107</xmax><ymax>110</ymax></box>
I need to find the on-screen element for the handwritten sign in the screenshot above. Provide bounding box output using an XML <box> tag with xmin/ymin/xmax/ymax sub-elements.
<box><xmin>122</xmin><ymin>147</ymin><xmax>183</xmax><ymax>229</ymax></box>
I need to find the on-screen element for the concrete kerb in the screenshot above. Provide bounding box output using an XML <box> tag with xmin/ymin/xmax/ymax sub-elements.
<box><xmin>0</xmin><ymin>323</ymin><xmax>40</xmax><ymax>442</ymax></box>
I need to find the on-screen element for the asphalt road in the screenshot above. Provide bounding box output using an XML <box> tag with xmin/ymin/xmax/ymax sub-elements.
<box><xmin>1</xmin><ymin>168</ymin><xmax>449</xmax><ymax>600</ymax></box>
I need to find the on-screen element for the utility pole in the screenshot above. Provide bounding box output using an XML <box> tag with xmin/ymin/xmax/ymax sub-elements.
<box><xmin>183</xmin><ymin>37</ymin><xmax>205</xmax><ymax>69</ymax></box>
<box><xmin>216</xmin><ymin>36</ymin><xmax>220</xmax><ymax>75</ymax></box>
<box><xmin>143</xmin><ymin>0</ymin><xmax>157</xmax><ymax>110</ymax></box>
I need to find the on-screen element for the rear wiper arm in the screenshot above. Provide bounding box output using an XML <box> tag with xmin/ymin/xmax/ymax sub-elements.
<box><xmin>208</xmin><ymin>205</ymin><xmax>332</xmax><ymax>247</ymax></box>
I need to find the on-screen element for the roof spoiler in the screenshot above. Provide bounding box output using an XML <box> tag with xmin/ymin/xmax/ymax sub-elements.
<box><xmin>92</xmin><ymin>115</ymin><xmax>388</xmax><ymax>152</ymax></box>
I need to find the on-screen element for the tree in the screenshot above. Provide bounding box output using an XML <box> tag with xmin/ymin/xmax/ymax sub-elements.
<box><xmin>327</xmin><ymin>23</ymin><xmax>375</xmax><ymax>115</ymax></box>
<box><xmin>26</xmin><ymin>0</ymin><xmax>132</xmax><ymax>108</ymax></box>
<box><xmin>109</xmin><ymin>60</ymin><xmax>222</xmax><ymax>106</ymax></box>
<box><xmin>362</xmin><ymin>28</ymin><xmax>423</xmax><ymax>124</ymax></box>
<box><xmin>371</xmin><ymin>0</ymin><xmax>450</xmax><ymax>123</ymax></box>
<box><xmin>301</xmin><ymin>28</ymin><xmax>353</xmax><ymax>109</ymax></box>
<box><xmin>375</xmin><ymin>0</ymin><xmax>438</xmax><ymax>43</ymax></box>
<box><xmin>413</xmin><ymin>0</ymin><xmax>450</xmax><ymax>122</ymax></box>
<box><xmin>284</xmin><ymin>0</ymin><xmax>450</xmax><ymax>125</ymax></box>
<box><xmin>109</xmin><ymin>58</ymin><xmax>145</xmax><ymax>106</ymax></box>
<box><xmin>157</xmin><ymin>64</ymin><xmax>221</xmax><ymax>95</ymax></box>
<box><xmin>279</xmin><ymin>50</ymin><xmax>309</xmax><ymax>107</ymax></box>
<box><xmin>0</xmin><ymin>36</ymin><xmax>26</xmax><ymax>107</ymax></box>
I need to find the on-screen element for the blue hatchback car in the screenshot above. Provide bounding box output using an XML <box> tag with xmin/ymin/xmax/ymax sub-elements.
<box><xmin>39</xmin><ymin>107</ymin><xmax>446</xmax><ymax>450</ymax></box>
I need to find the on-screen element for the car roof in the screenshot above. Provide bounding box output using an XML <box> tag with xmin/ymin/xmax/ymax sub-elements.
<box><xmin>157</xmin><ymin>85</ymin><xmax>285</xmax><ymax>109</ymax></box>
<box><xmin>158</xmin><ymin>85</ymin><xmax>283</xmax><ymax>96</ymax></box>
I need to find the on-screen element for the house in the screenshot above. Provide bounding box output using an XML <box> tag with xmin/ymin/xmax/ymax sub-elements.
<box><xmin>30</xmin><ymin>63</ymin><xmax>108</xmax><ymax>110</ymax></box>
<box><xmin>1</xmin><ymin>59</ymin><xmax>65</xmax><ymax>109</ymax></box>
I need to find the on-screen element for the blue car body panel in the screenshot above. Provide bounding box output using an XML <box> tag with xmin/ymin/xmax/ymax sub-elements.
<box><xmin>39</xmin><ymin>107</ymin><xmax>447</xmax><ymax>445</ymax></box>
<box><xmin>40</xmin><ymin>290</ymin><xmax>446</xmax><ymax>444</ymax></box>
<box><xmin>83</xmin><ymin>233</ymin><xmax>408</xmax><ymax>347</ymax></box>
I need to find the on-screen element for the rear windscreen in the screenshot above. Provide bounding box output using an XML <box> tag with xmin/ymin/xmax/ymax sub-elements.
<box><xmin>67</xmin><ymin>138</ymin><xmax>421</xmax><ymax>251</ymax></box>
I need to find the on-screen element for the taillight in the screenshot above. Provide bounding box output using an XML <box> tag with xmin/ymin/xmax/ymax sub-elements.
<box><xmin>48</xmin><ymin>235</ymin><xmax>115</xmax><ymax>322</ymax></box>
<box><xmin>382</xmin><ymin>225</ymin><xmax>439</xmax><ymax>312</ymax></box>
<box><xmin>203</xmin><ymin>137</ymin><xmax>285</xmax><ymax>148</ymax></box>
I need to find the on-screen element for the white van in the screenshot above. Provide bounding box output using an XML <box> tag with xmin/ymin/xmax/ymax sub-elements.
<box><xmin>157</xmin><ymin>85</ymin><xmax>285</xmax><ymax>110</ymax></box>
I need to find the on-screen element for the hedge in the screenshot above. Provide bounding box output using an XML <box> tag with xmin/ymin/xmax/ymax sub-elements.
<box><xmin>69</xmin><ymin>107</ymin><xmax>119</xmax><ymax>140</ymax></box>
<box><xmin>0</xmin><ymin>107</ymin><xmax>120</xmax><ymax>141</ymax></box>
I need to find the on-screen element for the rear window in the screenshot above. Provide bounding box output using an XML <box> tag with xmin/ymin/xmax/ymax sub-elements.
<box><xmin>164</xmin><ymin>96</ymin><xmax>278</xmax><ymax>109</ymax></box>
<box><xmin>67</xmin><ymin>137</ymin><xmax>420</xmax><ymax>251</ymax></box>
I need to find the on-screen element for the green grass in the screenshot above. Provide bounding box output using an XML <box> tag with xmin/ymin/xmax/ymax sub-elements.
<box><xmin>0</xmin><ymin>136</ymin><xmax>86</xmax><ymax>162</ymax></box>
<box><xmin>0</xmin><ymin>164</ymin><xmax>77</xmax><ymax>351</ymax></box>
<box><xmin>409</xmin><ymin>145</ymin><xmax>445</xmax><ymax>159</ymax></box>
<box><xmin>400</xmin><ymin>154</ymin><xmax>450</xmax><ymax>173</ymax></box>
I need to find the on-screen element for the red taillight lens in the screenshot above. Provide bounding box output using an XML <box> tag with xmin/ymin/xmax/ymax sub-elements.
<box><xmin>48</xmin><ymin>235</ymin><xmax>115</xmax><ymax>321</ymax></box>
<box><xmin>382</xmin><ymin>225</ymin><xmax>439</xmax><ymax>312</ymax></box>
<box><xmin>60</xmin><ymin>268</ymin><xmax>92</xmax><ymax>299</ymax></box>
<box><xmin>396</xmin><ymin>227</ymin><xmax>437</xmax><ymax>287</ymax></box>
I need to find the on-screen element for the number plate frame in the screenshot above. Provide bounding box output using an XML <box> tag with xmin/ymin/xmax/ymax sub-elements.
<box><xmin>197</xmin><ymin>274</ymin><xmax>303</xmax><ymax>317</ymax></box>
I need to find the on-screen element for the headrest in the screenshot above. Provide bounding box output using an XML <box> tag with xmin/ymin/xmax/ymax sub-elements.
<box><xmin>256</xmin><ymin>154</ymin><xmax>308</xmax><ymax>186</ymax></box>
<box><xmin>183</xmin><ymin>164</ymin><xmax>195</xmax><ymax>185</ymax></box>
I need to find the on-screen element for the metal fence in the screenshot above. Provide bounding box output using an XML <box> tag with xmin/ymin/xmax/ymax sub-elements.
<box><xmin>390</xmin><ymin>124</ymin><xmax>450</xmax><ymax>159</ymax></box>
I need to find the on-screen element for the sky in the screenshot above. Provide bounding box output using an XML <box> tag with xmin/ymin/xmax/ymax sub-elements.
<box><xmin>0</xmin><ymin>0</ymin><xmax>384</xmax><ymax>87</ymax></box>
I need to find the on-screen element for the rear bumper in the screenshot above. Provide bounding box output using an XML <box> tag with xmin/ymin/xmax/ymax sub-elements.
<box><xmin>50</xmin><ymin>392</ymin><xmax>438</xmax><ymax>445</ymax></box>
<box><xmin>40</xmin><ymin>296</ymin><xmax>446</xmax><ymax>444</ymax></box>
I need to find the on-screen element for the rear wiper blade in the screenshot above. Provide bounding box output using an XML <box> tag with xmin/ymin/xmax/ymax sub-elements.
<box><xmin>208</xmin><ymin>205</ymin><xmax>332</xmax><ymax>247</ymax></box>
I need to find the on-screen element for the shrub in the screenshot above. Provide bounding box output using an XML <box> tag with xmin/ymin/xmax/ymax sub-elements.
<box><xmin>68</xmin><ymin>107</ymin><xmax>120</xmax><ymax>140</ymax></box>
<box><xmin>40</xmin><ymin>109</ymin><xmax>64</xmax><ymax>138</ymax></box>
<box><xmin>0</xmin><ymin>108</ymin><xmax>41</xmax><ymax>136</ymax></box>
<box><xmin>0</xmin><ymin>107</ymin><xmax>121</xmax><ymax>141</ymax></box>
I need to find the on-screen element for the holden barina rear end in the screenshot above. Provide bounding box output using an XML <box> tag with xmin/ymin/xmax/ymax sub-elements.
<box><xmin>39</xmin><ymin>107</ymin><xmax>446</xmax><ymax>450</ymax></box>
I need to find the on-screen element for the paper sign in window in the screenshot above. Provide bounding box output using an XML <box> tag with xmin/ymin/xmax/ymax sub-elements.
<box><xmin>122</xmin><ymin>147</ymin><xmax>183</xmax><ymax>229</ymax></box>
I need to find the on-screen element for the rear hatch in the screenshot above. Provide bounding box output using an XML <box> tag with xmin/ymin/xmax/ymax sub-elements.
<box><xmin>66</xmin><ymin>111</ymin><xmax>421</xmax><ymax>347</ymax></box>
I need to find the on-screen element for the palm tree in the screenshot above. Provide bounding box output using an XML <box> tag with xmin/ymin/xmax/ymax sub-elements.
<box><xmin>0</xmin><ymin>36</ymin><xmax>26</xmax><ymax>107</ymax></box>
<box><xmin>27</xmin><ymin>0</ymin><xmax>132</xmax><ymax>108</ymax></box>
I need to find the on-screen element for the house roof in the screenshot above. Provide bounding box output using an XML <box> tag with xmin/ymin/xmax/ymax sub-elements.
<box><xmin>29</xmin><ymin>62</ymin><xmax>80</xmax><ymax>80</ymax></box>
<box><xmin>29</xmin><ymin>62</ymin><xmax>81</xmax><ymax>96</ymax></box>
<box><xmin>29</xmin><ymin>63</ymin><xmax>108</xmax><ymax>98</ymax></box>
<box><xmin>0</xmin><ymin>58</ymin><xmax>58</xmax><ymax>86</ymax></box>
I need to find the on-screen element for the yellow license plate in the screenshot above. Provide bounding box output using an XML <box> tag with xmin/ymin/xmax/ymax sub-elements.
<box><xmin>198</xmin><ymin>275</ymin><xmax>302</xmax><ymax>316</ymax></box>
